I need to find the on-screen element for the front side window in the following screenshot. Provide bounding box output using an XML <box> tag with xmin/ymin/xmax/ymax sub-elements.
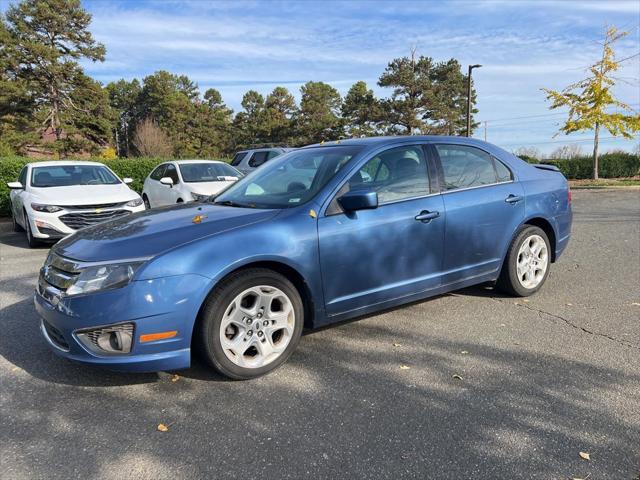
<box><xmin>249</xmin><ymin>151</ymin><xmax>270</xmax><ymax>168</ymax></box>
<box><xmin>435</xmin><ymin>145</ymin><xmax>499</xmax><ymax>190</ymax></box>
<box><xmin>348</xmin><ymin>145</ymin><xmax>430</xmax><ymax>204</ymax></box>
<box><xmin>150</xmin><ymin>164</ymin><xmax>166</xmax><ymax>180</ymax></box>
<box><xmin>18</xmin><ymin>167</ymin><xmax>27</xmax><ymax>186</ymax></box>
<box><xmin>215</xmin><ymin>146</ymin><xmax>362</xmax><ymax>209</ymax></box>
<box><xmin>178</xmin><ymin>163</ymin><xmax>241</xmax><ymax>183</ymax></box>
<box><xmin>31</xmin><ymin>165</ymin><xmax>120</xmax><ymax>188</ymax></box>
<box><xmin>164</xmin><ymin>164</ymin><xmax>180</xmax><ymax>184</ymax></box>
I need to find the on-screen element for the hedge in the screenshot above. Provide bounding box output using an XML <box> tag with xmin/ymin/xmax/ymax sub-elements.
<box><xmin>541</xmin><ymin>152</ymin><xmax>640</xmax><ymax>179</ymax></box>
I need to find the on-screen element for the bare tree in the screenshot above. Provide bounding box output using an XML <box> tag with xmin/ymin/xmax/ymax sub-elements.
<box><xmin>513</xmin><ymin>146</ymin><xmax>543</xmax><ymax>160</ymax></box>
<box><xmin>549</xmin><ymin>144</ymin><xmax>584</xmax><ymax>159</ymax></box>
<box><xmin>133</xmin><ymin>118</ymin><xmax>172</xmax><ymax>157</ymax></box>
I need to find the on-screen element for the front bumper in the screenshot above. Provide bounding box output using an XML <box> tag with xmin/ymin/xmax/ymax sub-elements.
<box><xmin>28</xmin><ymin>204</ymin><xmax>145</xmax><ymax>239</ymax></box>
<box><xmin>34</xmin><ymin>273</ymin><xmax>212</xmax><ymax>372</ymax></box>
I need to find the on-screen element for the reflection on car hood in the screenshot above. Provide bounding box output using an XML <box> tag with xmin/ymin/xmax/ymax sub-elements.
<box><xmin>54</xmin><ymin>203</ymin><xmax>278</xmax><ymax>262</ymax></box>
<box><xmin>188</xmin><ymin>181</ymin><xmax>236</xmax><ymax>196</ymax></box>
<box><xmin>30</xmin><ymin>184</ymin><xmax>138</xmax><ymax>205</ymax></box>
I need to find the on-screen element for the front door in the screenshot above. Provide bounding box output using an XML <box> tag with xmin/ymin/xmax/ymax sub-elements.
<box><xmin>318</xmin><ymin>145</ymin><xmax>445</xmax><ymax>317</ymax></box>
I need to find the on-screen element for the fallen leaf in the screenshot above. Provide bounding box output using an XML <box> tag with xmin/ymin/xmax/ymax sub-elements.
<box><xmin>392</xmin><ymin>343</ymin><xmax>402</xmax><ymax>347</ymax></box>
<box><xmin>460</xmin><ymin>350</ymin><xmax>469</xmax><ymax>355</ymax></box>
<box><xmin>452</xmin><ymin>374</ymin><xmax>463</xmax><ymax>380</ymax></box>
<box><xmin>399</xmin><ymin>365</ymin><xmax>410</xmax><ymax>370</ymax></box>
<box><xmin>157</xmin><ymin>423</ymin><xmax>169</xmax><ymax>432</ymax></box>
<box><xmin>579</xmin><ymin>451</ymin><xmax>590</xmax><ymax>461</ymax></box>
<box><xmin>522</xmin><ymin>299</ymin><xmax>529</xmax><ymax>303</ymax></box>
<box><xmin>171</xmin><ymin>374</ymin><xmax>180</xmax><ymax>382</ymax></box>
<box><xmin>566</xmin><ymin>303</ymin><xmax>573</xmax><ymax>306</ymax></box>
<box><xmin>631</xmin><ymin>302</ymin><xmax>640</xmax><ymax>306</ymax></box>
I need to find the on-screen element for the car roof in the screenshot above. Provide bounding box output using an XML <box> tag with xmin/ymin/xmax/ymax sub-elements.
<box><xmin>170</xmin><ymin>159</ymin><xmax>228</xmax><ymax>165</ymax></box>
<box><xmin>303</xmin><ymin>135</ymin><xmax>498</xmax><ymax>149</ymax></box>
<box><xmin>27</xmin><ymin>161</ymin><xmax>107</xmax><ymax>168</ymax></box>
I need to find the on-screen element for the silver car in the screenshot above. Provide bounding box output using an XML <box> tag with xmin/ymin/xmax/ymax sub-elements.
<box><xmin>230</xmin><ymin>147</ymin><xmax>293</xmax><ymax>175</ymax></box>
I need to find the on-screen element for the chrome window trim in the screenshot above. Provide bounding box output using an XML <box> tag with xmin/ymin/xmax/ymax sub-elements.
<box><xmin>440</xmin><ymin>180</ymin><xmax>514</xmax><ymax>195</ymax></box>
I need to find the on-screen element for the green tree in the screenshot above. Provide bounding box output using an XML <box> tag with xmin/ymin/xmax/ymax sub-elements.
<box><xmin>232</xmin><ymin>90</ymin><xmax>266</xmax><ymax>147</ymax></box>
<box><xmin>298</xmin><ymin>81</ymin><xmax>343</xmax><ymax>144</ymax></box>
<box><xmin>4</xmin><ymin>0</ymin><xmax>106</xmax><ymax>155</ymax></box>
<box><xmin>378</xmin><ymin>51</ymin><xmax>434</xmax><ymax>134</ymax></box>
<box><xmin>426</xmin><ymin>59</ymin><xmax>476</xmax><ymax>135</ymax></box>
<box><xmin>190</xmin><ymin>88</ymin><xmax>233</xmax><ymax>157</ymax></box>
<box><xmin>262</xmin><ymin>87</ymin><xmax>297</xmax><ymax>145</ymax></box>
<box><xmin>342</xmin><ymin>81</ymin><xmax>381</xmax><ymax>137</ymax></box>
<box><xmin>106</xmin><ymin>79</ymin><xmax>142</xmax><ymax>157</ymax></box>
<box><xmin>542</xmin><ymin>26</ymin><xmax>640</xmax><ymax>179</ymax></box>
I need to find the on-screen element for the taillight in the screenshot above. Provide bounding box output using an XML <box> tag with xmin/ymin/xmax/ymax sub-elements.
<box><xmin>568</xmin><ymin>189</ymin><xmax>572</xmax><ymax>203</ymax></box>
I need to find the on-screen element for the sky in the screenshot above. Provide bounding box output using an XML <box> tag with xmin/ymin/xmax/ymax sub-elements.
<box><xmin>4</xmin><ymin>0</ymin><xmax>640</xmax><ymax>154</ymax></box>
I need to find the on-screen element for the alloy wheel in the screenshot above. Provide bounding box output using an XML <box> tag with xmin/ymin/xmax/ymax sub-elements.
<box><xmin>219</xmin><ymin>285</ymin><xmax>295</xmax><ymax>369</ymax></box>
<box><xmin>516</xmin><ymin>234</ymin><xmax>548</xmax><ymax>289</ymax></box>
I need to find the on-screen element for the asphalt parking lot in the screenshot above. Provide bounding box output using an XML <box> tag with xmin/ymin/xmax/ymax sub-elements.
<box><xmin>0</xmin><ymin>189</ymin><xmax>638</xmax><ymax>480</ymax></box>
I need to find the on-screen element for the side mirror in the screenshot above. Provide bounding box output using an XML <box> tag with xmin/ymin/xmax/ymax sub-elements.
<box><xmin>338</xmin><ymin>190</ymin><xmax>378</xmax><ymax>212</ymax></box>
<box><xmin>122</xmin><ymin>177</ymin><xmax>133</xmax><ymax>185</ymax></box>
<box><xmin>7</xmin><ymin>181</ymin><xmax>23</xmax><ymax>190</ymax></box>
<box><xmin>160</xmin><ymin>177</ymin><xmax>174</xmax><ymax>187</ymax></box>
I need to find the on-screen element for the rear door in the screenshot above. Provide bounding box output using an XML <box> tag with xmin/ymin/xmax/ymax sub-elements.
<box><xmin>318</xmin><ymin>144</ymin><xmax>445</xmax><ymax>317</ymax></box>
<box><xmin>432</xmin><ymin>143</ymin><xmax>524</xmax><ymax>284</ymax></box>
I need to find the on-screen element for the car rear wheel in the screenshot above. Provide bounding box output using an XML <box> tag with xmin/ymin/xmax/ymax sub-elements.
<box><xmin>497</xmin><ymin>225</ymin><xmax>550</xmax><ymax>297</ymax></box>
<box><xmin>195</xmin><ymin>268</ymin><xmax>303</xmax><ymax>379</ymax></box>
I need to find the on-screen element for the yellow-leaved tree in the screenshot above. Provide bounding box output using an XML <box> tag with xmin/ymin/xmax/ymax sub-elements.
<box><xmin>542</xmin><ymin>26</ymin><xmax>640</xmax><ymax>179</ymax></box>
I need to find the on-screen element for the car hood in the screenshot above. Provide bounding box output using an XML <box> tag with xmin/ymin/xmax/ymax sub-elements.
<box><xmin>54</xmin><ymin>203</ymin><xmax>279</xmax><ymax>262</ymax></box>
<box><xmin>188</xmin><ymin>181</ymin><xmax>236</xmax><ymax>196</ymax></box>
<box><xmin>31</xmin><ymin>184</ymin><xmax>138</xmax><ymax>205</ymax></box>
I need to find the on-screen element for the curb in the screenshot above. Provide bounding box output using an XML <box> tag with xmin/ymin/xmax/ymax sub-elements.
<box><xmin>570</xmin><ymin>185</ymin><xmax>640</xmax><ymax>190</ymax></box>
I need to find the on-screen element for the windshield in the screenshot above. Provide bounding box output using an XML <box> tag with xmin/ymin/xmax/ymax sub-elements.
<box><xmin>31</xmin><ymin>165</ymin><xmax>120</xmax><ymax>188</ymax></box>
<box><xmin>179</xmin><ymin>162</ymin><xmax>241</xmax><ymax>183</ymax></box>
<box><xmin>214</xmin><ymin>145</ymin><xmax>362</xmax><ymax>209</ymax></box>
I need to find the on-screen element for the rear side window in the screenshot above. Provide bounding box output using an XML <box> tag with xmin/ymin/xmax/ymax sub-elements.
<box><xmin>249</xmin><ymin>151</ymin><xmax>270</xmax><ymax>168</ymax></box>
<box><xmin>435</xmin><ymin>145</ymin><xmax>498</xmax><ymax>190</ymax></box>
<box><xmin>267</xmin><ymin>150</ymin><xmax>281</xmax><ymax>160</ymax></box>
<box><xmin>231</xmin><ymin>152</ymin><xmax>246</xmax><ymax>166</ymax></box>
<box><xmin>150</xmin><ymin>164</ymin><xmax>166</xmax><ymax>180</ymax></box>
<box><xmin>494</xmin><ymin>157</ymin><xmax>513</xmax><ymax>182</ymax></box>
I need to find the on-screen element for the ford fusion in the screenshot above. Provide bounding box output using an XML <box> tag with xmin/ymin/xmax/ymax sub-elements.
<box><xmin>35</xmin><ymin>137</ymin><xmax>572</xmax><ymax>379</ymax></box>
<box><xmin>8</xmin><ymin>161</ymin><xmax>144</xmax><ymax>247</ymax></box>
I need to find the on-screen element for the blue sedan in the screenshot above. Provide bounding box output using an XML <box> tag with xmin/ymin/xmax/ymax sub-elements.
<box><xmin>35</xmin><ymin>136</ymin><xmax>572</xmax><ymax>379</ymax></box>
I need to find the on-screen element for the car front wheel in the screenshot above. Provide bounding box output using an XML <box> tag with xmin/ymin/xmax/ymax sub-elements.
<box><xmin>196</xmin><ymin>268</ymin><xmax>303</xmax><ymax>379</ymax></box>
<box><xmin>497</xmin><ymin>225</ymin><xmax>551</xmax><ymax>297</ymax></box>
<box><xmin>23</xmin><ymin>211</ymin><xmax>40</xmax><ymax>248</ymax></box>
<box><xmin>12</xmin><ymin>207</ymin><xmax>24</xmax><ymax>232</ymax></box>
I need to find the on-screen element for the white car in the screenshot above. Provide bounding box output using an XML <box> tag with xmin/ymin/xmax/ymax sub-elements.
<box><xmin>7</xmin><ymin>161</ymin><xmax>144</xmax><ymax>247</ymax></box>
<box><xmin>142</xmin><ymin>160</ymin><xmax>241</xmax><ymax>208</ymax></box>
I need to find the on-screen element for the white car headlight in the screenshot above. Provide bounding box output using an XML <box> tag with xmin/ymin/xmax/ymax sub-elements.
<box><xmin>31</xmin><ymin>203</ymin><xmax>63</xmax><ymax>213</ymax></box>
<box><xmin>126</xmin><ymin>197</ymin><xmax>143</xmax><ymax>207</ymax></box>
<box><xmin>191</xmin><ymin>192</ymin><xmax>210</xmax><ymax>202</ymax></box>
<box><xmin>66</xmin><ymin>262</ymin><xmax>144</xmax><ymax>296</ymax></box>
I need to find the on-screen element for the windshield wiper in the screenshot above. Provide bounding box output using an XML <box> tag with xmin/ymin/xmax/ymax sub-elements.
<box><xmin>213</xmin><ymin>200</ymin><xmax>254</xmax><ymax>208</ymax></box>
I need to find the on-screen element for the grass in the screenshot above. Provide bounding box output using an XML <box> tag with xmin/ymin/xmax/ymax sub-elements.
<box><xmin>569</xmin><ymin>177</ymin><xmax>640</xmax><ymax>188</ymax></box>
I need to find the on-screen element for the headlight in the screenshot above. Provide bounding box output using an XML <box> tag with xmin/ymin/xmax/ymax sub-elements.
<box><xmin>66</xmin><ymin>262</ymin><xmax>144</xmax><ymax>296</ymax></box>
<box><xmin>31</xmin><ymin>203</ymin><xmax>63</xmax><ymax>213</ymax></box>
<box><xmin>126</xmin><ymin>197</ymin><xmax>143</xmax><ymax>207</ymax></box>
<box><xmin>191</xmin><ymin>192</ymin><xmax>210</xmax><ymax>202</ymax></box>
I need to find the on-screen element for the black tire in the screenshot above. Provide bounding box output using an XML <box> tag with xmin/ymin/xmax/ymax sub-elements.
<box><xmin>12</xmin><ymin>207</ymin><xmax>24</xmax><ymax>232</ymax></box>
<box><xmin>23</xmin><ymin>211</ymin><xmax>40</xmax><ymax>248</ymax></box>
<box><xmin>176</xmin><ymin>198</ymin><xmax>184</xmax><ymax>203</ymax></box>
<box><xmin>195</xmin><ymin>268</ymin><xmax>304</xmax><ymax>380</ymax></box>
<box><xmin>142</xmin><ymin>194</ymin><xmax>151</xmax><ymax>210</ymax></box>
<box><xmin>497</xmin><ymin>225</ymin><xmax>551</xmax><ymax>297</ymax></box>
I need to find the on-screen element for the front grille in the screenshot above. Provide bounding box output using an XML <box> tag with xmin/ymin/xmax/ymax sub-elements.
<box><xmin>40</xmin><ymin>252</ymin><xmax>81</xmax><ymax>294</ymax></box>
<box><xmin>59</xmin><ymin>210</ymin><xmax>130</xmax><ymax>230</ymax></box>
<box><xmin>42</xmin><ymin>319</ymin><xmax>69</xmax><ymax>350</ymax></box>
<box><xmin>60</xmin><ymin>202</ymin><xmax>124</xmax><ymax>210</ymax></box>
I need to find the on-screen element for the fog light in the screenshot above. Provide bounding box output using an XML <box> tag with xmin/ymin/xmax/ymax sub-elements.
<box><xmin>76</xmin><ymin>323</ymin><xmax>134</xmax><ymax>355</ymax></box>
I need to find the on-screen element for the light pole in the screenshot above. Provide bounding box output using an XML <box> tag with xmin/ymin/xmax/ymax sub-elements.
<box><xmin>466</xmin><ymin>64</ymin><xmax>481</xmax><ymax>137</ymax></box>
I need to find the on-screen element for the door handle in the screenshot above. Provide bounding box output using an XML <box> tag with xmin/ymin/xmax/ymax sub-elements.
<box><xmin>415</xmin><ymin>210</ymin><xmax>440</xmax><ymax>223</ymax></box>
<box><xmin>505</xmin><ymin>194</ymin><xmax>523</xmax><ymax>204</ymax></box>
